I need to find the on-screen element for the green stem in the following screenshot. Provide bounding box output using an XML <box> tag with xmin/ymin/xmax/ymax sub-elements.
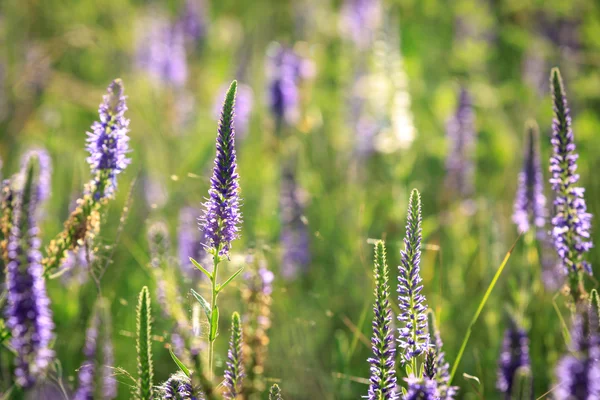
<box><xmin>208</xmin><ymin>254</ymin><xmax>220</xmax><ymax>381</ymax></box>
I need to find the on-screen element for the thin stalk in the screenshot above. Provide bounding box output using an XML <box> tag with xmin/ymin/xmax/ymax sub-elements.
<box><xmin>208</xmin><ymin>254</ymin><xmax>220</xmax><ymax>381</ymax></box>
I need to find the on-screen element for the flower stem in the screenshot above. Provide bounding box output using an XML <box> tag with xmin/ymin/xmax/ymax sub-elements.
<box><xmin>208</xmin><ymin>254</ymin><xmax>220</xmax><ymax>381</ymax></box>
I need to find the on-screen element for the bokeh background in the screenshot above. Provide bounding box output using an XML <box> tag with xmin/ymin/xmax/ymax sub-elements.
<box><xmin>1</xmin><ymin>0</ymin><xmax>600</xmax><ymax>398</ymax></box>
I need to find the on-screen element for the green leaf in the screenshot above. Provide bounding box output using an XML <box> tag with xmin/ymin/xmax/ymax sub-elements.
<box><xmin>209</xmin><ymin>306</ymin><xmax>219</xmax><ymax>341</ymax></box>
<box><xmin>136</xmin><ymin>286</ymin><xmax>154</xmax><ymax>400</ymax></box>
<box><xmin>217</xmin><ymin>267</ymin><xmax>244</xmax><ymax>293</ymax></box>
<box><xmin>462</xmin><ymin>373</ymin><xmax>480</xmax><ymax>385</ymax></box>
<box><xmin>190</xmin><ymin>257</ymin><xmax>212</xmax><ymax>280</ymax></box>
<box><xmin>190</xmin><ymin>289</ymin><xmax>211</xmax><ymax>321</ymax></box>
<box><xmin>590</xmin><ymin>289</ymin><xmax>600</xmax><ymax>323</ymax></box>
<box><xmin>449</xmin><ymin>237</ymin><xmax>518</xmax><ymax>384</ymax></box>
<box><xmin>169</xmin><ymin>347</ymin><xmax>191</xmax><ymax>377</ymax></box>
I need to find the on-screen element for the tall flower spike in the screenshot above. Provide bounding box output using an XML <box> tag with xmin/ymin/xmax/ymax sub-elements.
<box><xmin>86</xmin><ymin>79</ymin><xmax>131</xmax><ymax>199</ymax></box>
<box><xmin>445</xmin><ymin>88</ymin><xmax>476</xmax><ymax>199</ymax></box>
<box><xmin>497</xmin><ymin>320</ymin><xmax>531</xmax><ymax>399</ymax></box>
<box><xmin>269</xmin><ymin>384</ymin><xmax>283</xmax><ymax>400</ymax></box>
<box><xmin>43</xmin><ymin>79</ymin><xmax>131</xmax><ymax>276</ymax></box>
<box><xmin>200</xmin><ymin>80</ymin><xmax>241</xmax><ymax>257</ymax></box>
<box><xmin>367</xmin><ymin>241</ymin><xmax>397</xmax><ymax>400</ymax></box>
<box><xmin>513</xmin><ymin>121</ymin><xmax>547</xmax><ymax>235</ymax></box>
<box><xmin>398</xmin><ymin>189</ymin><xmax>430</xmax><ymax>364</ymax></box>
<box><xmin>549</xmin><ymin>68</ymin><xmax>593</xmax><ymax>302</ymax></box>
<box><xmin>5</xmin><ymin>161</ymin><xmax>55</xmax><ymax>388</ymax></box>
<box><xmin>224</xmin><ymin>312</ymin><xmax>244</xmax><ymax>399</ymax></box>
<box><xmin>136</xmin><ymin>286</ymin><xmax>154</xmax><ymax>400</ymax></box>
<box><xmin>214</xmin><ymin>82</ymin><xmax>254</xmax><ymax>138</ymax></box>
<box><xmin>555</xmin><ymin>313</ymin><xmax>600</xmax><ymax>399</ymax></box>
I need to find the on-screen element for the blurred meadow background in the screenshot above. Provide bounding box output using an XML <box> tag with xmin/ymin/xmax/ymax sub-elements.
<box><xmin>1</xmin><ymin>0</ymin><xmax>600</xmax><ymax>398</ymax></box>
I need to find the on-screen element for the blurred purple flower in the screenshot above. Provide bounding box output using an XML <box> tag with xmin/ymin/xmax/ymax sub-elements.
<box><xmin>74</xmin><ymin>312</ymin><xmax>100</xmax><ymax>400</ymax></box>
<box><xmin>136</xmin><ymin>15</ymin><xmax>188</xmax><ymax>88</ymax></box>
<box><xmin>177</xmin><ymin>0</ymin><xmax>207</xmax><ymax>49</ymax></box>
<box><xmin>20</xmin><ymin>148</ymin><xmax>52</xmax><ymax>205</ymax></box>
<box><xmin>5</xmin><ymin>159</ymin><xmax>55</xmax><ymax>388</ymax></box>
<box><xmin>513</xmin><ymin>122</ymin><xmax>547</xmax><ymax>235</ymax></box>
<box><xmin>555</xmin><ymin>314</ymin><xmax>600</xmax><ymax>399</ymax></box>
<box><xmin>280</xmin><ymin>168</ymin><xmax>310</xmax><ymax>280</ymax></box>
<box><xmin>213</xmin><ymin>82</ymin><xmax>254</xmax><ymax>138</ymax></box>
<box><xmin>266</xmin><ymin>44</ymin><xmax>314</xmax><ymax>127</ymax></box>
<box><xmin>445</xmin><ymin>88</ymin><xmax>476</xmax><ymax>199</ymax></box>
<box><xmin>74</xmin><ymin>301</ymin><xmax>116</xmax><ymax>400</ymax></box>
<box><xmin>339</xmin><ymin>0</ymin><xmax>381</xmax><ymax>49</ymax></box>
<box><xmin>549</xmin><ymin>68</ymin><xmax>592</xmax><ymax>279</ymax></box>
<box><xmin>86</xmin><ymin>79</ymin><xmax>131</xmax><ymax>199</ymax></box>
<box><xmin>59</xmin><ymin>246</ymin><xmax>92</xmax><ymax>286</ymax></box>
<box><xmin>497</xmin><ymin>321</ymin><xmax>531</xmax><ymax>398</ymax></box>
<box><xmin>178</xmin><ymin>207</ymin><xmax>208</xmax><ymax>280</ymax></box>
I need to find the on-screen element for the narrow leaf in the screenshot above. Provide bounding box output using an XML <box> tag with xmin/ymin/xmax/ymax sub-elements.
<box><xmin>190</xmin><ymin>257</ymin><xmax>212</xmax><ymax>280</ymax></box>
<box><xmin>217</xmin><ymin>267</ymin><xmax>244</xmax><ymax>293</ymax></box>
<box><xmin>169</xmin><ymin>347</ymin><xmax>191</xmax><ymax>377</ymax></box>
<box><xmin>190</xmin><ymin>289</ymin><xmax>211</xmax><ymax>321</ymax></box>
<box><xmin>209</xmin><ymin>306</ymin><xmax>219</xmax><ymax>341</ymax></box>
<box><xmin>449</xmin><ymin>237</ymin><xmax>518</xmax><ymax>384</ymax></box>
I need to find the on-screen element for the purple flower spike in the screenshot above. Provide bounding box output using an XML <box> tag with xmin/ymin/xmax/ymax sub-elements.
<box><xmin>213</xmin><ymin>82</ymin><xmax>254</xmax><ymax>138</ymax></box>
<box><xmin>224</xmin><ymin>312</ymin><xmax>244</xmax><ymax>399</ymax></box>
<box><xmin>549</xmin><ymin>68</ymin><xmax>593</xmax><ymax>293</ymax></box>
<box><xmin>5</xmin><ymin>162</ymin><xmax>55</xmax><ymax>388</ymax></box>
<box><xmin>497</xmin><ymin>320</ymin><xmax>531</xmax><ymax>399</ymax></box>
<box><xmin>200</xmin><ymin>81</ymin><xmax>241</xmax><ymax>257</ymax></box>
<box><xmin>280</xmin><ymin>167</ymin><xmax>310</xmax><ymax>280</ymax></box>
<box><xmin>555</xmin><ymin>313</ymin><xmax>600</xmax><ymax>399</ymax></box>
<box><xmin>513</xmin><ymin>121</ymin><xmax>547</xmax><ymax>236</ymax></box>
<box><xmin>397</xmin><ymin>189</ymin><xmax>430</xmax><ymax>363</ymax></box>
<box><xmin>86</xmin><ymin>79</ymin><xmax>131</xmax><ymax>199</ymax></box>
<box><xmin>445</xmin><ymin>88</ymin><xmax>476</xmax><ymax>199</ymax></box>
<box><xmin>367</xmin><ymin>241</ymin><xmax>397</xmax><ymax>400</ymax></box>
